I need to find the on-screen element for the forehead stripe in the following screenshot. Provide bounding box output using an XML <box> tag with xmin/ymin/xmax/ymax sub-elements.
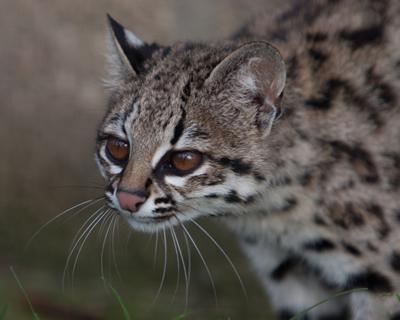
<box><xmin>170</xmin><ymin>108</ymin><xmax>186</xmax><ymax>145</ymax></box>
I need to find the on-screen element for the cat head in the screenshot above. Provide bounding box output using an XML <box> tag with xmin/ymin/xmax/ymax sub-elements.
<box><xmin>95</xmin><ymin>16</ymin><xmax>286</xmax><ymax>232</ymax></box>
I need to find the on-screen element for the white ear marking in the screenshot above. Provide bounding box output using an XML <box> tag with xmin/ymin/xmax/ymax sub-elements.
<box><xmin>124</xmin><ymin>29</ymin><xmax>145</xmax><ymax>48</ymax></box>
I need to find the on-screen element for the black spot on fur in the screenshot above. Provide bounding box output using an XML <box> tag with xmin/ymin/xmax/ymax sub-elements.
<box><xmin>224</xmin><ymin>190</ymin><xmax>241</xmax><ymax>203</ymax></box>
<box><xmin>313</xmin><ymin>214</ymin><xmax>327</xmax><ymax>226</ymax></box>
<box><xmin>306</xmin><ymin>31</ymin><xmax>328</xmax><ymax>42</ymax></box>
<box><xmin>280</xmin><ymin>197</ymin><xmax>298</xmax><ymax>212</ymax></box>
<box><xmin>298</xmin><ymin>171</ymin><xmax>313</xmax><ymax>186</ymax></box>
<box><xmin>278</xmin><ymin>310</ymin><xmax>309</xmax><ymax>320</ymax></box>
<box><xmin>308</xmin><ymin>48</ymin><xmax>328</xmax><ymax>65</ymax></box>
<box><xmin>345</xmin><ymin>203</ymin><xmax>365</xmax><ymax>226</ymax></box>
<box><xmin>345</xmin><ymin>269</ymin><xmax>393</xmax><ymax>293</ymax></box>
<box><xmin>389</xmin><ymin>251</ymin><xmax>400</xmax><ymax>273</ymax></box>
<box><xmin>170</xmin><ymin>108</ymin><xmax>186</xmax><ymax>145</ymax></box>
<box><xmin>342</xmin><ymin>242</ymin><xmax>362</xmax><ymax>256</ymax></box>
<box><xmin>365</xmin><ymin>203</ymin><xmax>390</xmax><ymax>239</ymax></box>
<box><xmin>244</xmin><ymin>195</ymin><xmax>255</xmax><ymax>204</ymax></box>
<box><xmin>253</xmin><ymin>171</ymin><xmax>265</xmax><ymax>182</ymax></box>
<box><xmin>339</xmin><ymin>24</ymin><xmax>384</xmax><ymax>49</ymax></box>
<box><xmin>287</xmin><ymin>55</ymin><xmax>298</xmax><ymax>79</ymax></box>
<box><xmin>305</xmin><ymin>78</ymin><xmax>347</xmax><ymax>110</ymax></box>
<box><xmin>271</xmin><ymin>257</ymin><xmax>299</xmax><ymax>281</ymax></box>
<box><xmin>366</xmin><ymin>68</ymin><xmax>397</xmax><ymax>107</ymax></box>
<box><xmin>329</xmin><ymin>141</ymin><xmax>380</xmax><ymax>184</ymax></box>
<box><xmin>205</xmin><ymin>193</ymin><xmax>218</xmax><ymax>199</ymax></box>
<box><xmin>217</xmin><ymin>157</ymin><xmax>252</xmax><ymax>175</ymax></box>
<box><xmin>303</xmin><ymin>238</ymin><xmax>336</xmax><ymax>252</ymax></box>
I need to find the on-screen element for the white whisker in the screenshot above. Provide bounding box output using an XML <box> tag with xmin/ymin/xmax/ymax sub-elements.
<box><xmin>171</xmin><ymin>226</ymin><xmax>189</xmax><ymax>310</ymax></box>
<box><xmin>176</xmin><ymin>217</ymin><xmax>218</xmax><ymax>306</ymax></box>
<box><xmin>169</xmin><ymin>227</ymin><xmax>181</xmax><ymax>302</ymax></box>
<box><xmin>71</xmin><ymin>209</ymin><xmax>110</xmax><ymax>286</ymax></box>
<box><xmin>101</xmin><ymin>212</ymin><xmax>115</xmax><ymax>282</ymax></box>
<box><xmin>154</xmin><ymin>227</ymin><xmax>168</xmax><ymax>304</ymax></box>
<box><xmin>189</xmin><ymin>217</ymin><xmax>247</xmax><ymax>299</ymax></box>
<box><xmin>62</xmin><ymin>205</ymin><xmax>106</xmax><ymax>291</ymax></box>
<box><xmin>25</xmin><ymin>197</ymin><xmax>104</xmax><ymax>250</ymax></box>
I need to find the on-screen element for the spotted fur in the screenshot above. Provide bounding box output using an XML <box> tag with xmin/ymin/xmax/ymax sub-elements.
<box><xmin>96</xmin><ymin>2</ymin><xmax>400</xmax><ymax>319</ymax></box>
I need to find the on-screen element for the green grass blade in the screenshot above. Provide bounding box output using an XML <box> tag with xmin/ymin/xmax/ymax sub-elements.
<box><xmin>172</xmin><ymin>314</ymin><xmax>185</xmax><ymax>320</ymax></box>
<box><xmin>0</xmin><ymin>304</ymin><xmax>8</xmax><ymax>320</ymax></box>
<box><xmin>102</xmin><ymin>277</ymin><xmax>131</xmax><ymax>320</ymax></box>
<box><xmin>290</xmin><ymin>287</ymin><xmax>368</xmax><ymax>320</ymax></box>
<box><xmin>9</xmin><ymin>266</ymin><xmax>41</xmax><ymax>320</ymax></box>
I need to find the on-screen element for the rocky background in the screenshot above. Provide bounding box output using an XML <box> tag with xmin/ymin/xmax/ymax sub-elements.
<box><xmin>1</xmin><ymin>0</ymin><xmax>286</xmax><ymax>319</ymax></box>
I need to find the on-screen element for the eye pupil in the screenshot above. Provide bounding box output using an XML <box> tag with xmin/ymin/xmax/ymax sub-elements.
<box><xmin>106</xmin><ymin>137</ymin><xmax>129</xmax><ymax>163</ymax></box>
<box><xmin>171</xmin><ymin>151</ymin><xmax>202</xmax><ymax>172</ymax></box>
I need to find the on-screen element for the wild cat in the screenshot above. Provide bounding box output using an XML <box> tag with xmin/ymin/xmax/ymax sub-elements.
<box><xmin>94</xmin><ymin>0</ymin><xmax>400</xmax><ymax>319</ymax></box>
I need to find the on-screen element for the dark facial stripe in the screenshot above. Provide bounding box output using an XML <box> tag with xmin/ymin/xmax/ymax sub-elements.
<box><xmin>303</xmin><ymin>238</ymin><xmax>336</xmax><ymax>252</ymax></box>
<box><xmin>170</xmin><ymin>108</ymin><xmax>186</xmax><ymax>145</ymax></box>
<box><xmin>153</xmin><ymin>207</ymin><xmax>174</xmax><ymax>214</ymax></box>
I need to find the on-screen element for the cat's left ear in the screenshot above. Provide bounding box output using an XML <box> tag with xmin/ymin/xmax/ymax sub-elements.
<box><xmin>106</xmin><ymin>14</ymin><xmax>160</xmax><ymax>82</ymax></box>
<box><xmin>206</xmin><ymin>42</ymin><xmax>286</xmax><ymax>135</ymax></box>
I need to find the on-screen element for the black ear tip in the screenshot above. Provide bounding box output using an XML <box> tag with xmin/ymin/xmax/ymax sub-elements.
<box><xmin>106</xmin><ymin>14</ymin><xmax>126</xmax><ymax>39</ymax></box>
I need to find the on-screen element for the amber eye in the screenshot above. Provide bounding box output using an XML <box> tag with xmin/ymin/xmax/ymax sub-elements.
<box><xmin>170</xmin><ymin>150</ymin><xmax>203</xmax><ymax>173</ymax></box>
<box><xmin>105</xmin><ymin>137</ymin><xmax>129</xmax><ymax>163</ymax></box>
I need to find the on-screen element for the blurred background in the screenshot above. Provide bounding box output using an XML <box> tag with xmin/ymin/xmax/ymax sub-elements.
<box><xmin>1</xmin><ymin>0</ymin><xmax>286</xmax><ymax>319</ymax></box>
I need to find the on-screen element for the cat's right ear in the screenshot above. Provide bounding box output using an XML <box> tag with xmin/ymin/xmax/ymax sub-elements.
<box><xmin>206</xmin><ymin>42</ymin><xmax>286</xmax><ymax>136</ymax></box>
<box><xmin>106</xmin><ymin>14</ymin><xmax>159</xmax><ymax>84</ymax></box>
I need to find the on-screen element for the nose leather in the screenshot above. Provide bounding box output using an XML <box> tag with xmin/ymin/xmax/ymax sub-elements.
<box><xmin>117</xmin><ymin>191</ymin><xmax>147</xmax><ymax>212</ymax></box>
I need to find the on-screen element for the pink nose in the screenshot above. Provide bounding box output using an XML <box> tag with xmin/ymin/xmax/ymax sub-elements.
<box><xmin>117</xmin><ymin>191</ymin><xmax>147</xmax><ymax>212</ymax></box>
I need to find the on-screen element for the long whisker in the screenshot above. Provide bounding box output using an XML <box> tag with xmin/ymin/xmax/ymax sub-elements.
<box><xmin>182</xmin><ymin>228</ymin><xmax>192</xmax><ymax>308</ymax></box>
<box><xmin>71</xmin><ymin>209</ymin><xmax>110</xmax><ymax>287</ymax></box>
<box><xmin>101</xmin><ymin>212</ymin><xmax>115</xmax><ymax>282</ymax></box>
<box><xmin>154</xmin><ymin>227</ymin><xmax>168</xmax><ymax>304</ymax></box>
<box><xmin>188</xmin><ymin>217</ymin><xmax>247</xmax><ymax>299</ymax></box>
<box><xmin>62</xmin><ymin>205</ymin><xmax>106</xmax><ymax>290</ymax></box>
<box><xmin>153</xmin><ymin>231</ymin><xmax>159</xmax><ymax>268</ymax></box>
<box><xmin>171</xmin><ymin>226</ymin><xmax>189</xmax><ymax>310</ymax></box>
<box><xmin>169</xmin><ymin>227</ymin><xmax>181</xmax><ymax>302</ymax></box>
<box><xmin>176</xmin><ymin>216</ymin><xmax>218</xmax><ymax>306</ymax></box>
<box><xmin>25</xmin><ymin>197</ymin><xmax>104</xmax><ymax>250</ymax></box>
<box><xmin>111</xmin><ymin>215</ymin><xmax>123</xmax><ymax>282</ymax></box>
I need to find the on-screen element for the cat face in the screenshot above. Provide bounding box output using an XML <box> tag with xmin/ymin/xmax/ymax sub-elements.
<box><xmin>95</xmin><ymin>16</ymin><xmax>286</xmax><ymax>232</ymax></box>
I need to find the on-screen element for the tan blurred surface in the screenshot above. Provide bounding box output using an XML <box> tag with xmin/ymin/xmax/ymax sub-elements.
<box><xmin>1</xmin><ymin>0</ymin><xmax>286</xmax><ymax>319</ymax></box>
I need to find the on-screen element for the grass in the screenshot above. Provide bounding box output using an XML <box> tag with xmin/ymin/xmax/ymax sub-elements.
<box><xmin>9</xmin><ymin>266</ymin><xmax>41</xmax><ymax>320</ymax></box>
<box><xmin>290</xmin><ymin>287</ymin><xmax>368</xmax><ymax>320</ymax></box>
<box><xmin>0</xmin><ymin>305</ymin><xmax>8</xmax><ymax>320</ymax></box>
<box><xmin>102</xmin><ymin>277</ymin><xmax>132</xmax><ymax>320</ymax></box>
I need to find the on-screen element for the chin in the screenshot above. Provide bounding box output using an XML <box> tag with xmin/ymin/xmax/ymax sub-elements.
<box><xmin>120</xmin><ymin>211</ymin><xmax>189</xmax><ymax>233</ymax></box>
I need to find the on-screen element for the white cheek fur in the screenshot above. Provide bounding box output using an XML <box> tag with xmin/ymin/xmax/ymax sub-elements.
<box><xmin>165</xmin><ymin>164</ymin><xmax>209</xmax><ymax>188</ymax></box>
